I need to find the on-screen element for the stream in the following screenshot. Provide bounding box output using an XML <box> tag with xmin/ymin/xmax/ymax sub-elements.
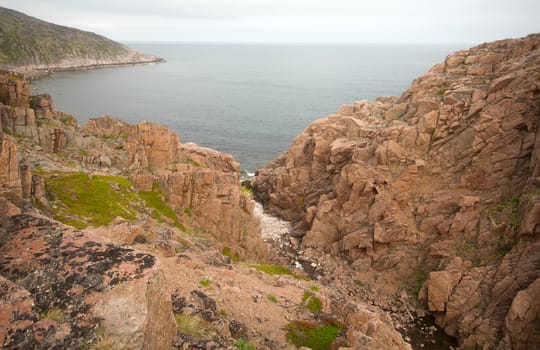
<box><xmin>253</xmin><ymin>201</ymin><xmax>458</xmax><ymax>350</ymax></box>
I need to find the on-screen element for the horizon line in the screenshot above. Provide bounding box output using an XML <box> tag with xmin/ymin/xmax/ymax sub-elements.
<box><xmin>122</xmin><ymin>40</ymin><xmax>474</xmax><ymax>46</ymax></box>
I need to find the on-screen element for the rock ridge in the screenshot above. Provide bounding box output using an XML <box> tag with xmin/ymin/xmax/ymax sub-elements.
<box><xmin>254</xmin><ymin>33</ymin><xmax>540</xmax><ymax>349</ymax></box>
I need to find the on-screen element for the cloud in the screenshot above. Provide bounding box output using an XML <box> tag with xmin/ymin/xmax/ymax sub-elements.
<box><xmin>1</xmin><ymin>0</ymin><xmax>538</xmax><ymax>43</ymax></box>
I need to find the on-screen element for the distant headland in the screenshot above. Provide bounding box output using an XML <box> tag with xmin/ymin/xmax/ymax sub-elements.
<box><xmin>0</xmin><ymin>7</ymin><xmax>163</xmax><ymax>77</ymax></box>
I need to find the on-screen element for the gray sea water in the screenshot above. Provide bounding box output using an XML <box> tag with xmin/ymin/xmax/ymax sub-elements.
<box><xmin>32</xmin><ymin>43</ymin><xmax>463</xmax><ymax>172</ymax></box>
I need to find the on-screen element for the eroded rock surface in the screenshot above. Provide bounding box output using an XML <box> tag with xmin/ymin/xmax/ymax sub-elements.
<box><xmin>0</xmin><ymin>214</ymin><xmax>157</xmax><ymax>348</ymax></box>
<box><xmin>254</xmin><ymin>33</ymin><xmax>540</xmax><ymax>348</ymax></box>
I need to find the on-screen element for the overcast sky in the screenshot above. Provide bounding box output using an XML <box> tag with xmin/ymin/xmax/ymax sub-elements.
<box><xmin>1</xmin><ymin>0</ymin><xmax>538</xmax><ymax>44</ymax></box>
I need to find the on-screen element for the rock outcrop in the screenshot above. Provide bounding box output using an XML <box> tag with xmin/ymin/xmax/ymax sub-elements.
<box><xmin>81</xmin><ymin>115</ymin><xmax>266</xmax><ymax>260</ymax></box>
<box><xmin>254</xmin><ymin>33</ymin><xmax>540</xmax><ymax>349</ymax></box>
<box><xmin>0</xmin><ymin>76</ymin><xmax>266</xmax><ymax>261</ymax></box>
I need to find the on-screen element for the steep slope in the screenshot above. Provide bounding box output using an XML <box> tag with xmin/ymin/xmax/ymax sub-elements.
<box><xmin>0</xmin><ymin>7</ymin><xmax>162</xmax><ymax>72</ymax></box>
<box><xmin>254</xmin><ymin>33</ymin><xmax>540</xmax><ymax>349</ymax></box>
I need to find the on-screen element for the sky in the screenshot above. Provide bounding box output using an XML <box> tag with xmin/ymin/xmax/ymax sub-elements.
<box><xmin>1</xmin><ymin>0</ymin><xmax>538</xmax><ymax>44</ymax></box>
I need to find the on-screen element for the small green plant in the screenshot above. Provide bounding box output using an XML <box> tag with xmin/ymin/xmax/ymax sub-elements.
<box><xmin>184</xmin><ymin>207</ymin><xmax>192</xmax><ymax>217</ymax></box>
<box><xmin>285</xmin><ymin>320</ymin><xmax>341</xmax><ymax>350</ymax></box>
<box><xmin>310</xmin><ymin>285</ymin><xmax>320</xmax><ymax>292</ymax></box>
<box><xmin>175</xmin><ymin>313</ymin><xmax>215</xmax><ymax>341</ymax></box>
<box><xmin>199</xmin><ymin>277</ymin><xmax>212</xmax><ymax>287</ymax></box>
<box><xmin>436</xmin><ymin>88</ymin><xmax>447</xmax><ymax>97</ymax></box>
<box><xmin>267</xmin><ymin>294</ymin><xmax>278</xmax><ymax>303</ymax></box>
<box><xmin>218</xmin><ymin>309</ymin><xmax>228</xmax><ymax>316</ymax></box>
<box><xmin>233</xmin><ymin>338</ymin><xmax>256</xmax><ymax>350</ymax></box>
<box><xmin>40</xmin><ymin>308</ymin><xmax>65</xmax><ymax>322</ymax></box>
<box><xmin>223</xmin><ymin>246</ymin><xmax>241</xmax><ymax>262</ymax></box>
<box><xmin>354</xmin><ymin>279</ymin><xmax>365</xmax><ymax>287</ymax></box>
<box><xmin>414</xmin><ymin>267</ymin><xmax>427</xmax><ymax>298</ymax></box>
<box><xmin>240</xmin><ymin>185</ymin><xmax>253</xmax><ymax>198</ymax></box>
<box><xmin>301</xmin><ymin>291</ymin><xmax>323</xmax><ymax>313</ymax></box>
<box><xmin>185</xmin><ymin>159</ymin><xmax>201</xmax><ymax>167</ymax></box>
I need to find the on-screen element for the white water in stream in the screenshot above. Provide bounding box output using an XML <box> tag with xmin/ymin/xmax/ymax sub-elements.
<box><xmin>253</xmin><ymin>202</ymin><xmax>291</xmax><ymax>240</ymax></box>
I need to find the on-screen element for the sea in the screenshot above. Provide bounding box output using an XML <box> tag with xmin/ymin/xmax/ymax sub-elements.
<box><xmin>32</xmin><ymin>43</ymin><xmax>464</xmax><ymax>173</ymax></box>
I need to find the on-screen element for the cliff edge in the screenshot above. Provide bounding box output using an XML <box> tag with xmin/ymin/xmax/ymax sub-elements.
<box><xmin>254</xmin><ymin>33</ymin><xmax>540</xmax><ymax>349</ymax></box>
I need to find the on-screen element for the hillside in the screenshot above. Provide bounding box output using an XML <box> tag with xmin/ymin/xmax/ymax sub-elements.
<box><xmin>0</xmin><ymin>7</ymin><xmax>162</xmax><ymax>72</ymax></box>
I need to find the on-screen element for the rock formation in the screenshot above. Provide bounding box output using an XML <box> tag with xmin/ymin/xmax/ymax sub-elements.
<box><xmin>2</xmin><ymin>34</ymin><xmax>539</xmax><ymax>350</ymax></box>
<box><xmin>254</xmin><ymin>33</ymin><xmax>540</xmax><ymax>349</ymax></box>
<box><xmin>0</xmin><ymin>69</ymin><xmax>414</xmax><ymax>349</ymax></box>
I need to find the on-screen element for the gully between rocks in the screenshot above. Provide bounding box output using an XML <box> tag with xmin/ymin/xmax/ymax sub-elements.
<box><xmin>253</xmin><ymin>201</ymin><xmax>458</xmax><ymax>350</ymax></box>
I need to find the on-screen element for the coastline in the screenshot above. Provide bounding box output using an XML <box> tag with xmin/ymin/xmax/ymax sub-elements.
<box><xmin>2</xmin><ymin>51</ymin><xmax>165</xmax><ymax>80</ymax></box>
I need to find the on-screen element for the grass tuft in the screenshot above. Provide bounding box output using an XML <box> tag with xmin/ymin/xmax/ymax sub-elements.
<box><xmin>301</xmin><ymin>291</ymin><xmax>323</xmax><ymax>313</ymax></box>
<box><xmin>40</xmin><ymin>308</ymin><xmax>65</xmax><ymax>322</ymax></box>
<box><xmin>267</xmin><ymin>294</ymin><xmax>278</xmax><ymax>303</ymax></box>
<box><xmin>223</xmin><ymin>246</ymin><xmax>241</xmax><ymax>262</ymax></box>
<box><xmin>199</xmin><ymin>277</ymin><xmax>212</xmax><ymax>287</ymax></box>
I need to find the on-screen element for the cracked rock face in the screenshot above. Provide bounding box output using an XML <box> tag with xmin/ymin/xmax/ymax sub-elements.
<box><xmin>254</xmin><ymin>33</ymin><xmax>540</xmax><ymax>348</ymax></box>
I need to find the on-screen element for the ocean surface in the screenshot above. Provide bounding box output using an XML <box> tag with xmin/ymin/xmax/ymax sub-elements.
<box><xmin>32</xmin><ymin>43</ymin><xmax>463</xmax><ymax>172</ymax></box>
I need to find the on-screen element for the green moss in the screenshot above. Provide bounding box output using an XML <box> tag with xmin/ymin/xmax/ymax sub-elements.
<box><xmin>139</xmin><ymin>185</ymin><xmax>182</xmax><ymax>228</ymax></box>
<box><xmin>183</xmin><ymin>207</ymin><xmax>192</xmax><ymax>217</ymax></box>
<box><xmin>310</xmin><ymin>285</ymin><xmax>320</xmax><ymax>292</ymax></box>
<box><xmin>251</xmin><ymin>262</ymin><xmax>295</xmax><ymax>277</ymax></box>
<box><xmin>301</xmin><ymin>291</ymin><xmax>323</xmax><ymax>313</ymax></box>
<box><xmin>53</xmin><ymin>214</ymin><xmax>88</xmax><ymax>229</ymax></box>
<box><xmin>44</xmin><ymin>173</ymin><xmax>137</xmax><ymax>227</ymax></box>
<box><xmin>42</xmin><ymin>172</ymin><xmax>184</xmax><ymax>230</ymax></box>
<box><xmin>285</xmin><ymin>321</ymin><xmax>341</xmax><ymax>350</ymax></box>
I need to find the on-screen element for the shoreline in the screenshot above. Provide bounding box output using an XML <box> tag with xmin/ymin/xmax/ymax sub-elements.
<box><xmin>2</xmin><ymin>56</ymin><xmax>166</xmax><ymax>81</ymax></box>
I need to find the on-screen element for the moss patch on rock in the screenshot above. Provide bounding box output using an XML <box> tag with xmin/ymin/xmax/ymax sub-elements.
<box><xmin>285</xmin><ymin>320</ymin><xmax>341</xmax><ymax>350</ymax></box>
<box><xmin>43</xmin><ymin>172</ymin><xmax>181</xmax><ymax>229</ymax></box>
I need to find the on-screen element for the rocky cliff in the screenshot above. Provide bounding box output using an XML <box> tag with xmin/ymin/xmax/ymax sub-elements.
<box><xmin>0</xmin><ymin>7</ymin><xmax>162</xmax><ymax>73</ymax></box>
<box><xmin>254</xmin><ymin>33</ymin><xmax>540</xmax><ymax>349</ymax></box>
<box><xmin>0</xmin><ymin>70</ymin><xmax>413</xmax><ymax>350</ymax></box>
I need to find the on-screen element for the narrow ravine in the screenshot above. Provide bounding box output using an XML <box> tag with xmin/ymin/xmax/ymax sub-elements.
<box><xmin>252</xmin><ymin>200</ymin><xmax>458</xmax><ymax>350</ymax></box>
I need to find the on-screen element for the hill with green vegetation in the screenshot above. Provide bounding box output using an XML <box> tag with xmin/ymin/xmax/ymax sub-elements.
<box><xmin>0</xmin><ymin>7</ymin><xmax>162</xmax><ymax>72</ymax></box>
